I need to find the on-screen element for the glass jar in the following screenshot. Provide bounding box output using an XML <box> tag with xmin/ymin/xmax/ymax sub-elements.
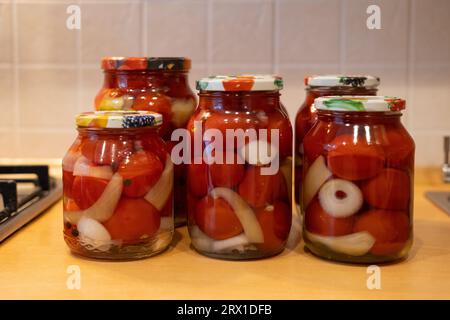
<box><xmin>95</xmin><ymin>57</ymin><xmax>196</xmax><ymax>227</ymax></box>
<box><xmin>302</xmin><ymin>96</ymin><xmax>414</xmax><ymax>263</ymax></box>
<box><xmin>294</xmin><ymin>75</ymin><xmax>380</xmax><ymax>207</ymax></box>
<box><xmin>186</xmin><ymin>75</ymin><xmax>293</xmax><ymax>260</ymax></box>
<box><xmin>62</xmin><ymin>111</ymin><xmax>174</xmax><ymax>260</ymax></box>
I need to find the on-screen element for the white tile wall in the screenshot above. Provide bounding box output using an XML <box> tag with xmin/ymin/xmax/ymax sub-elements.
<box><xmin>0</xmin><ymin>2</ymin><xmax>12</xmax><ymax>63</ymax></box>
<box><xmin>0</xmin><ymin>0</ymin><xmax>449</xmax><ymax>166</ymax></box>
<box><xmin>211</xmin><ymin>0</ymin><xmax>273</xmax><ymax>64</ymax></box>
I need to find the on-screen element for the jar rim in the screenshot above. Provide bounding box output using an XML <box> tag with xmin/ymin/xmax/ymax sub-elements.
<box><xmin>305</xmin><ymin>75</ymin><xmax>380</xmax><ymax>88</ymax></box>
<box><xmin>101</xmin><ymin>57</ymin><xmax>191</xmax><ymax>72</ymax></box>
<box><xmin>196</xmin><ymin>75</ymin><xmax>283</xmax><ymax>92</ymax></box>
<box><xmin>313</xmin><ymin>96</ymin><xmax>406</xmax><ymax>113</ymax></box>
<box><xmin>75</xmin><ymin>111</ymin><xmax>163</xmax><ymax>129</ymax></box>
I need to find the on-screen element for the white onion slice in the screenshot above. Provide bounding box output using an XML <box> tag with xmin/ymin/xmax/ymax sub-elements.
<box><xmin>144</xmin><ymin>157</ymin><xmax>173</xmax><ymax>211</ymax></box>
<box><xmin>190</xmin><ymin>226</ymin><xmax>250</xmax><ymax>253</ymax></box>
<box><xmin>159</xmin><ymin>217</ymin><xmax>174</xmax><ymax>232</ymax></box>
<box><xmin>210</xmin><ymin>187</ymin><xmax>264</xmax><ymax>243</ymax></box>
<box><xmin>318</xmin><ymin>179</ymin><xmax>363</xmax><ymax>218</ymax></box>
<box><xmin>306</xmin><ymin>231</ymin><xmax>375</xmax><ymax>256</ymax></box>
<box><xmin>303</xmin><ymin>156</ymin><xmax>332</xmax><ymax>208</ymax></box>
<box><xmin>73</xmin><ymin>156</ymin><xmax>113</xmax><ymax>180</ymax></box>
<box><xmin>77</xmin><ymin>216</ymin><xmax>112</xmax><ymax>252</ymax></box>
<box><xmin>63</xmin><ymin>173</ymin><xmax>123</xmax><ymax>224</ymax></box>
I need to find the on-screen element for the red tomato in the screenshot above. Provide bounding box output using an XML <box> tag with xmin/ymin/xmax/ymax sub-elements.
<box><xmin>204</xmin><ymin>112</ymin><xmax>260</xmax><ymax>150</ymax></box>
<box><xmin>132</xmin><ymin>92</ymin><xmax>172</xmax><ymax>137</ymax></box>
<box><xmin>195</xmin><ymin>196</ymin><xmax>243</xmax><ymax>240</ymax></box>
<box><xmin>255</xmin><ymin>201</ymin><xmax>292</xmax><ymax>252</ymax></box>
<box><xmin>361</xmin><ymin>168</ymin><xmax>410</xmax><ymax>210</ymax></box>
<box><xmin>266</xmin><ymin>110</ymin><xmax>293</xmax><ymax>159</ymax></box>
<box><xmin>187</xmin><ymin>158</ymin><xmax>209</xmax><ymax>197</ymax></box>
<box><xmin>374</xmin><ymin>127</ymin><xmax>415</xmax><ymax>169</ymax></box>
<box><xmin>353</xmin><ymin>209</ymin><xmax>410</xmax><ymax>256</ymax></box>
<box><xmin>327</xmin><ymin>134</ymin><xmax>385</xmax><ymax>180</ymax></box>
<box><xmin>104</xmin><ymin>198</ymin><xmax>161</xmax><ymax>242</ymax></box>
<box><xmin>63</xmin><ymin>170</ymin><xmax>75</xmax><ymax>199</ymax></box>
<box><xmin>238</xmin><ymin>166</ymin><xmax>288</xmax><ymax>208</ymax></box>
<box><xmin>302</xmin><ymin>121</ymin><xmax>338</xmax><ymax>164</ymax></box>
<box><xmin>140</xmin><ymin>135</ymin><xmax>168</xmax><ymax>163</ymax></box>
<box><xmin>81</xmin><ymin>138</ymin><xmax>133</xmax><ymax>167</ymax></box>
<box><xmin>118</xmin><ymin>151</ymin><xmax>163</xmax><ymax>198</ymax></box>
<box><xmin>305</xmin><ymin>199</ymin><xmax>354</xmax><ymax>236</ymax></box>
<box><xmin>72</xmin><ymin>176</ymin><xmax>109</xmax><ymax>210</ymax></box>
<box><xmin>209</xmin><ymin>151</ymin><xmax>245</xmax><ymax>188</ymax></box>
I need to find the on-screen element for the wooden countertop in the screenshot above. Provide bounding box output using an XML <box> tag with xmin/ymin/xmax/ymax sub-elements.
<box><xmin>0</xmin><ymin>166</ymin><xmax>449</xmax><ymax>300</ymax></box>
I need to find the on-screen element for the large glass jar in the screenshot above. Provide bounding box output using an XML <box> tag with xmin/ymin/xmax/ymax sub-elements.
<box><xmin>186</xmin><ymin>75</ymin><xmax>293</xmax><ymax>260</ymax></box>
<box><xmin>294</xmin><ymin>75</ymin><xmax>380</xmax><ymax>208</ymax></box>
<box><xmin>302</xmin><ymin>96</ymin><xmax>414</xmax><ymax>263</ymax></box>
<box><xmin>95</xmin><ymin>57</ymin><xmax>196</xmax><ymax>227</ymax></box>
<box><xmin>62</xmin><ymin>111</ymin><xmax>174</xmax><ymax>260</ymax></box>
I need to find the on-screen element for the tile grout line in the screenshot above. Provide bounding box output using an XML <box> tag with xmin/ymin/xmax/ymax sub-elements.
<box><xmin>272</xmin><ymin>0</ymin><xmax>279</xmax><ymax>75</ymax></box>
<box><xmin>406</xmin><ymin>0</ymin><xmax>415</xmax><ymax>131</ymax></box>
<box><xmin>7</xmin><ymin>61</ymin><xmax>449</xmax><ymax>70</ymax></box>
<box><xmin>141</xmin><ymin>0</ymin><xmax>148</xmax><ymax>55</ymax></box>
<box><xmin>206</xmin><ymin>0</ymin><xmax>213</xmax><ymax>74</ymax></box>
<box><xmin>13</xmin><ymin>0</ymin><xmax>140</xmax><ymax>3</ymax></box>
<box><xmin>339</xmin><ymin>0</ymin><xmax>347</xmax><ymax>74</ymax></box>
<box><xmin>11</xmin><ymin>0</ymin><xmax>20</xmax><ymax>157</ymax></box>
<box><xmin>76</xmin><ymin>0</ymin><xmax>83</xmax><ymax>112</ymax></box>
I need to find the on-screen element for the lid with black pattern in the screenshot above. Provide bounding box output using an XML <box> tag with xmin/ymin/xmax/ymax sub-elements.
<box><xmin>101</xmin><ymin>57</ymin><xmax>191</xmax><ymax>71</ymax></box>
<box><xmin>76</xmin><ymin>111</ymin><xmax>163</xmax><ymax>129</ymax></box>
<box><xmin>305</xmin><ymin>75</ymin><xmax>380</xmax><ymax>88</ymax></box>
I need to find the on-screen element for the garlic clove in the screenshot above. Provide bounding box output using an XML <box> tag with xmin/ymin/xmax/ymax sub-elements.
<box><xmin>77</xmin><ymin>216</ymin><xmax>112</xmax><ymax>252</ymax></box>
<box><xmin>239</xmin><ymin>139</ymin><xmax>278</xmax><ymax>166</ymax></box>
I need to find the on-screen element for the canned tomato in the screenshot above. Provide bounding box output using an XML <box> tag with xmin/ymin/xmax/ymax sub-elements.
<box><xmin>186</xmin><ymin>75</ymin><xmax>293</xmax><ymax>260</ymax></box>
<box><xmin>95</xmin><ymin>57</ymin><xmax>196</xmax><ymax>227</ymax></box>
<box><xmin>295</xmin><ymin>75</ymin><xmax>380</xmax><ymax>208</ymax></box>
<box><xmin>302</xmin><ymin>96</ymin><xmax>414</xmax><ymax>263</ymax></box>
<box><xmin>62</xmin><ymin>111</ymin><xmax>173</xmax><ymax>260</ymax></box>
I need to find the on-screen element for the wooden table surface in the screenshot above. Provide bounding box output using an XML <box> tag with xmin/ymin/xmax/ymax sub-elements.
<box><xmin>0</xmin><ymin>167</ymin><xmax>449</xmax><ymax>300</ymax></box>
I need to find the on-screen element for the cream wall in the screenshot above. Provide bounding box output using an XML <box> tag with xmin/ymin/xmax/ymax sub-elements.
<box><xmin>0</xmin><ymin>0</ymin><xmax>449</xmax><ymax>166</ymax></box>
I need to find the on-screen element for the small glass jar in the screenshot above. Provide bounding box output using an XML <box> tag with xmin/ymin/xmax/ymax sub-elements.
<box><xmin>186</xmin><ymin>75</ymin><xmax>293</xmax><ymax>260</ymax></box>
<box><xmin>302</xmin><ymin>96</ymin><xmax>414</xmax><ymax>263</ymax></box>
<box><xmin>95</xmin><ymin>57</ymin><xmax>196</xmax><ymax>227</ymax></box>
<box><xmin>294</xmin><ymin>75</ymin><xmax>380</xmax><ymax>207</ymax></box>
<box><xmin>62</xmin><ymin>111</ymin><xmax>174</xmax><ymax>260</ymax></box>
